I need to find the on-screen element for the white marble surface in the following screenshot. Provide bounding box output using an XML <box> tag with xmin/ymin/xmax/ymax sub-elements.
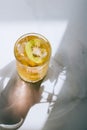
<box><xmin>0</xmin><ymin>0</ymin><xmax>87</xmax><ymax>130</ymax></box>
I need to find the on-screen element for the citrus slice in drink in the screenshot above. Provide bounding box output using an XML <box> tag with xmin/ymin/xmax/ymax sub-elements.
<box><xmin>25</xmin><ymin>39</ymin><xmax>47</xmax><ymax>66</ymax></box>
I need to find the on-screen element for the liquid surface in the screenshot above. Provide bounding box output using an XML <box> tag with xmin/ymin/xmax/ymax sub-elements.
<box><xmin>14</xmin><ymin>35</ymin><xmax>51</xmax><ymax>67</ymax></box>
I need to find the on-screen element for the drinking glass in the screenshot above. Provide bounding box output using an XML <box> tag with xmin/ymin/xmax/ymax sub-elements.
<box><xmin>14</xmin><ymin>33</ymin><xmax>51</xmax><ymax>83</ymax></box>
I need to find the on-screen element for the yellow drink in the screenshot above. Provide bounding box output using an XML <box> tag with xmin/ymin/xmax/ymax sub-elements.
<box><xmin>14</xmin><ymin>33</ymin><xmax>51</xmax><ymax>82</ymax></box>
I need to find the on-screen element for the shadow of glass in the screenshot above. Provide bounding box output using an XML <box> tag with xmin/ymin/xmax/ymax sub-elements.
<box><xmin>0</xmin><ymin>55</ymin><xmax>66</xmax><ymax>129</ymax></box>
<box><xmin>0</xmin><ymin>62</ymin><xmax>44</xmax><ymax>130</ymax></box>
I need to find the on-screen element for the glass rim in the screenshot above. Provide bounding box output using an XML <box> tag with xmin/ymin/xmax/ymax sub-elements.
<box><xmin>15</xmin><ymin>32</ymin><xmax>51</xmax><ymax>44</ymax></box>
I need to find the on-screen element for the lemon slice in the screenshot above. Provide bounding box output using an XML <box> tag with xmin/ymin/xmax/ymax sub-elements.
<box><xmin>25</xmin><ymin>39</ymin><xmax>47</xmax><ymax>65</ymax></box>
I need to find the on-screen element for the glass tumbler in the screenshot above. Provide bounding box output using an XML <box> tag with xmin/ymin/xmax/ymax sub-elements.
<box><xmin>14</xmin><ymin>33</ymin><xmax>51</xmax><ymax>83</ymax></box>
